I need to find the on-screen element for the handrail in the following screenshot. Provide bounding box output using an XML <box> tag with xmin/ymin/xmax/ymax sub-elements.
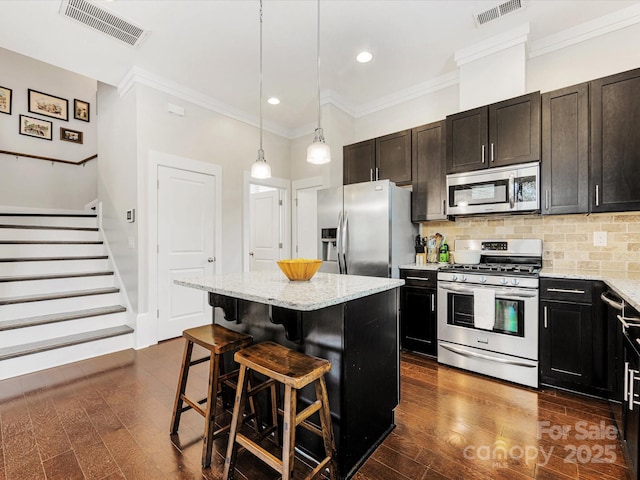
<box><xmin>0</xmin><ymin>150</ymin><xmax>97</xmax><ymax>166</ymax></box>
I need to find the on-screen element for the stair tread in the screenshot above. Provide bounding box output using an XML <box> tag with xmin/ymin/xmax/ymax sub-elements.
<box><xmin>0</xmin><ymin>305</ymin><xmax>127</xmax><ymax>331</ymax></box>
<box><xmin>0</xmin><ymin>271</ymin><xmax>114</xmax><ymax>282</ymax></box>
<box><xmin>0</xmin><ymin>213</ymin><xmax>96</xmax><ymax>217</ymax></box>
<box><xmin>0</xmin><ymin>325</ymin><xmax>133</xmax><ymax>361</ymax></box>
<box><xmin>0</xmin><ymin>224</ymin><xmax>98</xmax><ymax>231</ymax></box>
<box><xmin>0</xmin><ymin>287</ymin><xmax>120</xmax><ymax>305</ymax></box>
<box><xmin>0</xmin><ymin>255</ymin><xmax>108</xmax><ymax>263</ymax></box>
<box><xmin>0</xmin><ymin>240</ymin><xmax>103</xmax><ymax>245</ymax></box>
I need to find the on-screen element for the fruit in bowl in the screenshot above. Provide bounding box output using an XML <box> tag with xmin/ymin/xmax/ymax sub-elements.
<box><xmin>277</xmin><ymin>259</ymin><xmax>322</xmax><ymax>281</ymax></box>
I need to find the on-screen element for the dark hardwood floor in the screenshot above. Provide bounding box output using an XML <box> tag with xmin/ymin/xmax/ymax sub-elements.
<box><xmin>0</xmin><ymin>340</ymin><xmax>632</xmax><ymax>479</ymax></box>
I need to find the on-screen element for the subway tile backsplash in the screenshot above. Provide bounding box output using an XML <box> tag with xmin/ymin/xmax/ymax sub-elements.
<box><xmin>421</xmin><ymin>212</ymin><xmax>640</xmax><ymax>271</ymax></box>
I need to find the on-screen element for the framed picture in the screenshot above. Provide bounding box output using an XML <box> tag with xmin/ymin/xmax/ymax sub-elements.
<box><xmin>0</xmin><ymin>86</ymin><xmax>12</xmax><ymax>115</ymax></box>
<box><xmin>74</xmin><ymin>99</ymin><xmax>90</xmax><ymax>122</ymax></box>
<box><xmin>60</xmin><ymin>127</ymin><xmax>83</xmax><ymax>144</ymax></box>
<box><xmin>28</xmin><ymin>89</ymin><xmax>68</xmax><ymax>121</ymax></box>
<box><xmin>19</xmin><ymin>114</ymin><xmax>52</xmax><ymax>140</ymax></box>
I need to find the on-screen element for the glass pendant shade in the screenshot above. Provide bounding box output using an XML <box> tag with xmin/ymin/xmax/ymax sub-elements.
<box><xmin>251</xmin><ymin>148</ymin><xmax>271</xmax><ymax>179</ymax></box>
<box><xmin>306</xmin><ymin>128</ymin><xmax>331</xmax><ymax>165</ymax></box>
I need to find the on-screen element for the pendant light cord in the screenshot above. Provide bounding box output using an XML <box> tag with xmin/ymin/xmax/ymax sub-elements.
<box><xmin>316</xmin><ymin>0</ymin><xmax>321</xmax><ymax>130</ymax></box>
<box><xmin>259</xmin><ymin>0</ymin><xmax>264</xmax><ymax>151</ymax></box>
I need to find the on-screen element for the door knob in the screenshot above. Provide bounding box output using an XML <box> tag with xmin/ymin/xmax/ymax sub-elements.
<box><xmin>207</xmin><ymin>257</ymin><xmax>214</xmax><ymax>263</ymax></box>
<box><xmin>249</xmin><ymin>252</ymin><xmax>254</xmax><ymax>256</ymax></box>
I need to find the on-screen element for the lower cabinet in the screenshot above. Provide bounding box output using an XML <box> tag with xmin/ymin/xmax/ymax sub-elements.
<box><xmin>623</xmin><ymin>333</ymin><xmax>640</xmax><ymax>480</ymax></box>
<box><xmin>539</xmin><ymin>278</ymin><xmax>608</xmax><ymax>396</ymax></box>
<box><xmin>399</xmin><ymin>269</ymin><xmax>437</xmax><ymax>356</ymax></box>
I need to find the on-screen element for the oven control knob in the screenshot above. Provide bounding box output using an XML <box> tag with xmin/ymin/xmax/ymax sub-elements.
<box><xmin>460</xmin><ymin>275</ymin><xmax>467</xmax><ymax>282</ymax></box>
<box><xmin>500</xmin><ymin>278</ymin><xmax>508</xmax><ymax>285</ymax></box>
<box><xmin>480</xmin><ymin>276</ymin><xmax>487</xmax><ymax>283</ymax></box>
<box><xmin>451</xmin><ymin>274</ymin><xmax>458</xmax><ymax>281</ymax></box>
<box><xmin>511</xmin><ymin>278</ymin><xmax>520</xmax><ymax>286</ymax></box>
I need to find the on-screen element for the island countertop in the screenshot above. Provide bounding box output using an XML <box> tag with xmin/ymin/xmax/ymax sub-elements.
<box><xmin>175</xmin><ymin>270</ymin><xmax>404</xmax><ymax>311</ymax></box>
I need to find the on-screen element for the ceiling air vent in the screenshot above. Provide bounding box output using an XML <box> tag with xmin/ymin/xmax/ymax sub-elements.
<box><xmin>474</xmin><ymin>0</ymin><xmax>526</xmax><ymax>27</ymax></box>
<box><xmin>59</xmin><ymin>0</ymin><xmax>150</xmax><ymax>47</ymax></box>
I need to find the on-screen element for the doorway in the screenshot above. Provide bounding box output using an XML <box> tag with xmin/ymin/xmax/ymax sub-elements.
<box><xmin>292</xmin><ymin>176</ymin><xmax>324</xmax><ymax>259</ymax></box>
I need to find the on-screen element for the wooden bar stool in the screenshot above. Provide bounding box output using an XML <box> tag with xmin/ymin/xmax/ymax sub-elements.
<box><xmin>170</xmin><ymin>324</ymin><xmax>254</xmax><ymax>468</ymax></box>
<box><xmin>223</xmin><ymin>341</ymin><xmax>337</xmax><ymax>480</ymax></box>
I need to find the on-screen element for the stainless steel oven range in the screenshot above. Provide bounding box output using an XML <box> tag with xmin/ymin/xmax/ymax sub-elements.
<box><xmin>437</xmin><ymin>239</ymin><xmax>542</xmax><ymax>388</ymax></box>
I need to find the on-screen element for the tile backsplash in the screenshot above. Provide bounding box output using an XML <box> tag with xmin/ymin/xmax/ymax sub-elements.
<box><xmin>421</xmin><ymin>212</ymin><xmax>640</xmax><ymax>271</ymax></box>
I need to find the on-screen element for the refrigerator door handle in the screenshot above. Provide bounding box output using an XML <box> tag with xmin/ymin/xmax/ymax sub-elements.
<box><xmin>336</xmin><ymin>211</ymin><xmax>344</xmax><ymax>274</ymax></box>
<box><xmin>342</xmin><ymin>211</ymin><xmax>349</xmax><ymax>275</ymax></box>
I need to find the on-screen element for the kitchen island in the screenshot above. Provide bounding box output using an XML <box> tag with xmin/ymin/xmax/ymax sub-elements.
<box><xmin>175</xmin><ymin>271</ymin><xmax>404</xmax><ymax>479</ymax></box>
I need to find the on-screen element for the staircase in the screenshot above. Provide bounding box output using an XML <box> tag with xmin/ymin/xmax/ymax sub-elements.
<box><xmin>0</xmin><ymin>210</ymin><xmax>133</xmax><ymax>380</ymax></box>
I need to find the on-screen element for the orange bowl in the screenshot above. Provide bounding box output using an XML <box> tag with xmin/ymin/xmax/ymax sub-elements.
<box><xmin>277</xmin><ymin>259</ymin><xmax>322</xmax><ymax>281</ymax></box>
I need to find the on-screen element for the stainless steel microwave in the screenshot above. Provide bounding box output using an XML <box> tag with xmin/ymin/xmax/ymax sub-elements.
<box><xmin>446</xmin><ymin>162</ymin><xmax>540</xmax><ymax>216</ymax></box>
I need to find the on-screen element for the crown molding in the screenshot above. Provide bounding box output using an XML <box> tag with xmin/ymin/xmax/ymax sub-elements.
<box><xmin>455</xmin><ymin>23</ymin><xmax>530</xmax><ymax>66</ymax></box>
<box><xmin>529</xmin><ymin>3</ymin><xmax>640</xmax><ymax>59</ymax></box>
<box><xmin>117</xmin><ymin>66</ymin><xmax>291</xmax><ymax>139</ymax></box>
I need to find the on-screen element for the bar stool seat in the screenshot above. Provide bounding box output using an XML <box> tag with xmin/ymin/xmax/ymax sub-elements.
<box><xmin>223</xmin><ymin>341</ymin><xmax>337</xmax><ymax>480</ymax></box>
<box><xmin>170</xmin><ymin>324</ymin><xmax>254</xmax><ymax>468</ymax></box>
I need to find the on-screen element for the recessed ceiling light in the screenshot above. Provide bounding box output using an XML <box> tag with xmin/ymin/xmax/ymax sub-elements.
<box><xmin>267</xmin><ymin>97</ymin><xmax>280</xmax><ymax>105</ymax></box>
<box><xmin>356</xmin><ymin>51</ymin><xmax>373</xmax><ymax>63</ymax></box>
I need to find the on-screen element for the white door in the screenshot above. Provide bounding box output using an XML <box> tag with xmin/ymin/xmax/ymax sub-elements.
<box><xmin>249</xmin><ymin>188</ymin><xmax>281</xmax><ymax>270</ymax></box>
<box><xmin>295</xmin><ymin>186</ymin><xmax>320</xmax><ymax>258</ymax></box>
<box><xmin>157</xmin><ymin>165</ymin><xmax>216</xmax><ymax>340</ymax></box>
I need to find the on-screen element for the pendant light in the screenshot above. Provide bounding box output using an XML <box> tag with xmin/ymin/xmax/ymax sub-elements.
<box><xmin>251</xmin><ymin>0</ymin><xmax>271</xmax><ymax>179</ymax></box>
<box><xmin>306</xmin><ymin>0</ymin><xmax>331</xmax><ymax>165</ymax></box>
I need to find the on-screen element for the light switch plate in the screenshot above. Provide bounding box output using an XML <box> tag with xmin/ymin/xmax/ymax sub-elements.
<box><xmin>126</xmin><ymin>209</ymin><xmax>135</xmax><ymax>223</ymax></box>
<box><xmin>593</xmin><ymin>231</ymin><xmax>607</xmax><ymax>247</ymax></box>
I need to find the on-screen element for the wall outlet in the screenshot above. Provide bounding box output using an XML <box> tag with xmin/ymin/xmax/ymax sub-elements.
<box><xmin>593</xmin><ymin>231</ymin><xmax>608</xmax><ymax>247</ymax></box>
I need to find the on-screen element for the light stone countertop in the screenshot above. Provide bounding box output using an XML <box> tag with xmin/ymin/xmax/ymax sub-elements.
<box><xmin>540</xmin><ymin>268</ymin><xmax>640</xmax><ymax>312</ymax></box>
<box><xmin>175</xmin><ymin>271</ymin><xmax>404</xmax><ymax>312</ymax></box>
<box><xmin>398</xmin><ymin>263</ymin><xmax>442</xmax><ymax>271</ymax></box>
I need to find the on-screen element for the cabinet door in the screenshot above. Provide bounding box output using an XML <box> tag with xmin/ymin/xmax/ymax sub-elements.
<box><xmin>412</xmin><ymin>120</ymin><xmax>446</xmax><ymax>221</ymax></box>
<box><xmin>375</xmin><ymin>129</ymin><xmax>412</xmax><ymax>185</ymax></box>
<box><xmin>623</xmin><ymin>337</ymin><xmax>640</xmax><ymax>479</ymax></box>
<box><xmin>446</xmin><ymin>106</ymin><xmax>488</xmax><ymax>174</ymax></box>
<box><xmin>343</xmin><ymin>139</ymin><xmax>375</xmax><ymax>185</ymax></box>
<box><xmin>540</xmin><ymin>300</ymin><xmax>593</xmax><ymax>387</ymax></box>
<box><xmin>400</xmin><ymin>286</ymin><xmax>437</xmax><ymax>356</ymax></box>
<box><xmin>489</xmin><ymin>92</ymin><xmax>541</xmax><ymax>167</ymax></box>
<box><xmin>591</xmin><ymin>68</ymin><xmax>640</xmax><ymax>212</ymax></box>
<box><xmin>541</xmin><ymin>84</ymin><xmax>589</xmax><ymax>215</ymax></box>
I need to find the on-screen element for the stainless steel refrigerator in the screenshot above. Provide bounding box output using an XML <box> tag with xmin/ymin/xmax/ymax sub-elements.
<box><xmin>317</xmin><ymin>180</ymin><xmax>417</xmax><ymax>278</ymax></box>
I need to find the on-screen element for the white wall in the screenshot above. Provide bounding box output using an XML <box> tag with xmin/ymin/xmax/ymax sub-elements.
<box><xmin>0</xmin><ymin>47</ymin><xmax>98</xmax><ymax>209</ymax></box>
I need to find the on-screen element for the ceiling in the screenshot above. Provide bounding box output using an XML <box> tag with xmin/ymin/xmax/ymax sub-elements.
<box><xmin>1</xmin><ymin>0</ymin><xmax>638</xmax><ymax>138</ymax></box>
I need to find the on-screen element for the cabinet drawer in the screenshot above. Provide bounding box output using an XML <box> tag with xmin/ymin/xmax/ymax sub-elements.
<box><xmin>540</xmin><ymin>278</ymin><xmax>592</xmax><ymax>303</ymax></box>
<box><xmin>400</xmin><ymin>269</ymin><xmax>437</xmax><ymax>288</ymax></box>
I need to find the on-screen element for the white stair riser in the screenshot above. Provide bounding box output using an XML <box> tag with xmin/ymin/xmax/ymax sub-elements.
<box><xmin>0</xmin><ymin>333</ymin><xmax>134</xmax><ymax>381</ymax></box>
<box><xmin>0</xmin><ymin>312</ymin><xmax>127</xmax><ymax>345</ymax></box>
<box><xmin>0</xmin><ymin>292</ymin><xmax>121</xmax><ymax>321</ymax></box>
<box><xmin>0</xmin><ymin>243</ymin><xmax>104</xmax><ymax>257</ymax></box>
<box><xmin>0</xmin><ymin>216</ymin><xmax>97</xmax><ymax>228</ymax></box>
<box><xmin>0</xmin><ymin>259</ymin><xmax>109</xmax><ymax>276</ymax></box>
<box><xmin>0</xmin><ymin>275</ymin><xmax>115</xmax><ymax>297</ymax></box>
<box><xmin>0</xmin><ymin>229</ymin><xmax>100</xmax><ymax>242</ymax></box>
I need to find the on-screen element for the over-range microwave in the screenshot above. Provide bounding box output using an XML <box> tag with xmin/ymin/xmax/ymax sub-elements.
<box><xmin>446</xmin><ymin>162</ymin><xmax>540</xmax><ymax>216</ymax></box>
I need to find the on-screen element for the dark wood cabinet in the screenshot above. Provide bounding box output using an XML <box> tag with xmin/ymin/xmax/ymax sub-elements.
<box><xmin>343</xmin><ymin>130</ymin><xmax>411</xmax><ymax>186</ymax></box>
<box><xmin>343</xmin><ymin>139</ymin><xmax>375</xmax><ymax>185</ymax></box>
<box><xmin>541</xmin><ymin>83</ymin><xmax>590</xmax><ymax>215</ymax></box>
<box><xmin>411</xmin><ymin>120</ymin><xmax>446</xmax><ymax>222</ymax></box>
<box><xmin>399</xmin><ymin>269</ymin><xmax>437</xmax><ymax>356</ymax></box>
<box><xmin>539</xmin><ymin>278</ymin><xmax>608</xmax><ymax>396</ymax></box>
<box><xmin>376</xmin><ymin>129</ymin><xmax>412</xmax><ymax>186</ymax></box>
<box><xmin>623</xmin><ymin>333</ymin><xmax>640</xmax><ymax>479</ymax></box>
<box><xmin>446</xmin><ymin>92</ymin><xmax>540</xmax><ymax>174</ymax></box>
<box><xmin>591</xmin><ymin>67</ymin><xmax>640</xmax><ymax>213</ymax></box>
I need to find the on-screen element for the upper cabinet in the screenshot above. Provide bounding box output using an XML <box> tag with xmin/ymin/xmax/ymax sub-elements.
<box><xmin>591</xmin><ymin>68</ymin><xmax>640</xmax><ymax>213</ymax></box>
<box><xmin>446</xmin><ymin>92</ymin><xmax>541</xmax><ymax>174</ymax></box>
<box><xmin>411</xmin><ymin>120</ymin><xmax>446</xmax><ymax>222</ymax></box>
<box><xmin>541</xmin><ymin>83</ymin><xmax>590</xmax><ymax>215</ymax></box>
<box><xmin>343</xmin><ymin>130</ymin><xmax>411</xmax><ymax>186</ymax></box>
<box><xmin>343</xmin><ymin>139</ymin><xmax>375</xmax><ymax>185</ymax></box>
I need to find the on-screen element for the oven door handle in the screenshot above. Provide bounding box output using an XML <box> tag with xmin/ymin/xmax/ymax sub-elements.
<box><xmin>440</xmin><ymin>343</ymin><xmax>537</xmax><ymax>368</ymax></box>
<box><xmin>439</xmin><ymin>284</ymin><xmax>537</xmax><ymax>298</ymax></box>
